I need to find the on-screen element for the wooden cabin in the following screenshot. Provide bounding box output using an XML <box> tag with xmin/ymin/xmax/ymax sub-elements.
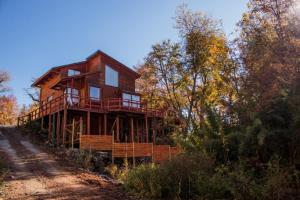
<box><xmin>18</xmin><ymin>50</ymin><xmax>180</xmax><ymax>163</ymax></box>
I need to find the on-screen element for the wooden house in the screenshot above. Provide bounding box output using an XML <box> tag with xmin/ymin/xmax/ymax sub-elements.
<box><xmin>18</xmin><ymin>50</ymin><xmax>180</xmax><ymax>163</ymax></box>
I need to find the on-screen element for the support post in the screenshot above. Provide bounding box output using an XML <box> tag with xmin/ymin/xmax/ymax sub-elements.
<box><xmin>116</xmin><ymin>115</ymin><xmax>119</xmax><ymax>142</ymax></box>
<box><xmin>56</xmin><ymin>112</ymin><xmax>61</xmax><ymax>145</ymax></box>
<box><xmin>71</xmin><ymin>118</ymin><xmax>75</xmax><ymax>149</ymax></box>
<box><xmin>145</xmin><ymin>117</ymin><xmax>149</xmax><ymax>143</ymax></box>
<box><xmin>87</xmin><ymin>111</ymin><xmax>90</xmax><ymax>135</ymax></box>
<box><xmin>112</xmin><ymin>125</ymin><xmax>115</xmax><ymax>165</ymax></box>
<box><xmin>79</xmin><ymin>117</ymin><xmax>83</xmax><ymax>135</ymax></box>
<box><xmin>99</xmin><ymin>115</ymin><xmax>102</xmax><ymax>135</ymax></box>
<box><xmin>130</xmin><ymin>117</ymin><xmax>134</xmax><ymax>142</ymax></box>
<box><xmin>48</xmin><ymin>114</ymin><xmax>52</xmax><ymax>142</ymax></box>
<box><xmin>104</xmin><ymin>113</ymin><xmax>107</xmax><ymax>135</ymax></box>
<box><xmin>151</xmin><ymin>143</ymin><xmax>154</xmax><ymax>163</ymax></box>
<box><xmin>130</xmin><ymin>117</ymin><xmax>135</xmax><ymax>167</ymax></box>
<box><xmin>41</xmin><ymin>117</ymin><xmax>44</xmax><ymax>130</ymax></box>
<box><xmin>62</xmin><ymin>107</ymin><xmax>67</xmax><ymax>146</ymax></box>
<box><xmin>152</xmin><ymin>119</ymin><xmax>156</xmax><ymax>144</ymax></box>
<box><xmin>52</xmin><ymin>114</ymin><xmax>56</xmax><ymax>145</ymax></box>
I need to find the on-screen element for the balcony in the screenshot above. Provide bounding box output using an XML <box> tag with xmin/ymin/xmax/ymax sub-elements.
<box><xmin>17</xmin><ymin>94</ymin><xmax>165</xmax><ymax>125</ymax></box>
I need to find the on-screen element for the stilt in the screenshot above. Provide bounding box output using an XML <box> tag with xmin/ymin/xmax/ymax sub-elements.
<box><xmin>79</xmin><ymin>117</ymin><xmax>83</xmax><ymax>135</ymax></box>
<box><xmin>130</xmin><ymin>117</ymin><xmax>135</xmax><ymax>167</ymax></box>
<box><xmin>62</xmin><ymin>107</ymin><xmax>67</xmax><ymax>146</ymax></box>
<box><xmin>41</xmin><ymin>117</ymin><xmax>44</xmax><ymax>130</ymax></box>
<box><xmin>145</xmin><ymin>117</ymin><xmax>149</xmax><ymax>143</ymax></box>
<box><xmin>52</xmin><ymin>114</ymin><xmax>56</xmax><ymax>145</ymax></box>
<box><xmin>98</xmin><ymin>115</ymin><xmax>102</xmax><ymax>135</ymax></box>
<box><xmin>71</xmin><ymin>118</ymin><xmax>75</xmax><ymax>149</ymax></box>
<box><xmin>104</xmin><ymin>113</ymin><xmax>107</xmax><ymax>135</ymax></box>
<box><xmin>152</xmin><ymin>119</ymin><xmax>156</xmax><ymax>144</ymax></box>
<box><xmin>130</xmin><ymin>117</ymin><xmax>134</xmax><ymax>142</ymax></box>
<box><xmin>48</xmin><ymin>114</ymin><xmax>52</xmax><ymax>142</ymax></box>
<box><xmin>87</xmin><ymin>111</ymin><xmax>90</xmax><ymax>135</ymax></box>
<box><xmin>116</xmin><ymin>115</ymin><xmax>120</xmax><ymax>142</ymax></box>
<box><xmin>56</xmin><ymin>111</ymin><xmax>61</xmax><ymax>145</ymax></box>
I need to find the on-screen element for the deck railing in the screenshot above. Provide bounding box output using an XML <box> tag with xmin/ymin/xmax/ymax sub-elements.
<box><xmin>17</xmin><ymin>94</ymin><xmax>165</xmax><ymax>126</ymax></box>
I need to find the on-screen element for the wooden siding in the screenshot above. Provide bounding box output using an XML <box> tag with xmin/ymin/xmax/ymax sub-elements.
<box><xmin>80</xmin><ymin>135</ymin><xmax>113</xmax><ymax>150</ymax></box>
<box><xmin>113</xmin><ymin>143</ymin><xmax>152</xmax><ymax>157</ymax></box>
<box><xmin>79</xmin><ymin>135</ymin><xmax>181</xmax><ymax>163</ymax></box>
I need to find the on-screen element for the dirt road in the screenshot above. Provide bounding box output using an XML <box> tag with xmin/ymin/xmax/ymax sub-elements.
<box><xmin>0</xmin><ymin>126</ymin><xmax>133</xmax><ymax>200</ymax></box>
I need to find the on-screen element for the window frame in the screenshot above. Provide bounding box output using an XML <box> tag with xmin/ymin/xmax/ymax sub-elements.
<box><xmin>89</xmin><ymin>86</ymin><xmax>101</xmax><ymax>101</ymax></box>
<box><xmin>105</xmin><ymin>65</ymin><xmax>119</xmax><ymax>87</ymax></box>
<box><xmin>122</xmin><ymin>92</ymin><xmax>141</xmax><ymax>108</ymax></box>
<box><xmin>67</xmin><ymin>69</ymin><xmax>81</xmax><ymax>76</ymax></box>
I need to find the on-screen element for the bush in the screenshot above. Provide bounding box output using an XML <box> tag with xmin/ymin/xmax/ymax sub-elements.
<box><xmin>124</xmin><ymin>153</ymin><xmax>214</xmax><ymax>199</ymax></box>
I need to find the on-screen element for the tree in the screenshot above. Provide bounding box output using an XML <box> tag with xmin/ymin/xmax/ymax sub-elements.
<box><xmin>235</xmin><ymin>0</ymin><xmax>300</xmax><ymax>124</ymax></box>
<box><xmin>0</xmin><ymin>71</ymin><xmax>9</xmax><ymax>94</ymax></box>
<box><xmin>137</xmin><ymin>5</ymin><xmax>238</xmax><ymax>134</ymax></box>
<box><xmin>0</xmin><ymin>95</ymin><xmax>18</xmax><ymax>125</ymax></box>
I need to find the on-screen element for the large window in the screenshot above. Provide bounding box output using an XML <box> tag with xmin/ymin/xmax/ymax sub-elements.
<box><xmin>105</xmin><ymin>65</ymin><xmax>118</xmax><ymax>87</ymax></box>
<box><xmin>67</xmin><ymin>69</ymin><xmax>80</xmax><ymax>76</ymax></box>
<box><xmin>122</xmin><ymin>93</ymin><xmax>140</xmax><ymax>108</ymax></box>
<box><xmin>65</xmin><ymin>87</ymin><xmax>79</xmax><ymax>104</ymax></box>
<box><xmin>89</xmin><ymin>86</ymin><xmax>101</xmax><ymax>100</ymax></box>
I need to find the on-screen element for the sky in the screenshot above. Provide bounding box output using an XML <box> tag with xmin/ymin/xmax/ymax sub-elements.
<box><xmin>0</xmin><ymin>0</ymin><xmax>248</xmax><ymax>106</ymax></box>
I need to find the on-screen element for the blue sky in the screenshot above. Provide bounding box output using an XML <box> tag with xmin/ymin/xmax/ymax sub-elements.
<box><xmin>0</xmin><ymin>0</ymin><xmax>248</xmax><ymax>106</ymax></box>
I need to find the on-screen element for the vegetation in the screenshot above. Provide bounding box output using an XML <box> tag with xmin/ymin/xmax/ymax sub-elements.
<box><xmin>0</xmin><ymin>71</ymin><xmax>18</xmax><ymax>125</ymax></box>
<box><xmin>126</xmin><ymin>0</ymin><xmax>300</xmax><ymax>199</ymax></box>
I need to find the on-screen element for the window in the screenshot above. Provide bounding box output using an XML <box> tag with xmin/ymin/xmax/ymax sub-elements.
<box><xmin>89</xmin><ymin>86</ymin><xmax>100</xmax><ymax>100</ymax></box>
<box><xmin>122</xmin><ymin>93</ymin><xmax>140</xmax><ymax>108</ymax></box>
<box><xmin>67</xmin><ymin>69</ymin><xmax>80</xmax><ymax>76</ymax></box>
<box><xmin>122</xmin><ymin>93</ymin><xmax>131</xmax><ymax>107</ymax></box>
<box><xmin>65</xmin><ymin>87</ymin><xmax>79</xmax><ymax>104</ymax></box>
<box><xmin>65</xmin><ymin>87</ymin><xmax>79</xmax><ymax>96</ymax></box>
<box><xmin>131</xmin><ymin>95</ymin><xmax>140</xmax><ymax>108</ymax></box>
<box><xmin>105</xmin><ymin>65</ymin><xmax>118</xmax><ymax>87</ymax></box>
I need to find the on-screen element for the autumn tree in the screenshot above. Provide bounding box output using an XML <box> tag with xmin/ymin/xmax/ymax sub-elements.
<box><xmin>136</xmin><ymin>5</ymin><xmax>239</xmax><ymax>136</ymax></box>
<box><xmin>0</xmin><ymin>95</ymin><xmax>18</xmax><ymax>125</ymax></box>
<box><xmin>0</xmin><ymin>71</ymin><xmax>18</xmax><ymax>125</ymax></box>
<box><xmin>235</xmin><ymin>0</ymin><xmax>300</xmax><ymax>123</ymax></box>
<box><xmin>0</xmin><ymin>71</ymin><xmax>9</xmax><ymax>94</ymax></box>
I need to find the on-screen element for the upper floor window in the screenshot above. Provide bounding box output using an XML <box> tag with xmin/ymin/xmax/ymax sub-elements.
<box><xmin>89</xmin><ymin>86</ymin><xmax>101</xmax><ymax>100</ymax></box>
<box><xmin>105</xmin><ymin>65</ymin><xmax>118</xmax><ymax>87</ymax></box>
<box><xmin>122</xmin><ymin>93</ymin><xmax>140</xmax><ymax>108</ymax></box>
<box><xmin>68</xmin><ymin>69</ymin><xmax>80</xmax><ymax>76</ymax></box>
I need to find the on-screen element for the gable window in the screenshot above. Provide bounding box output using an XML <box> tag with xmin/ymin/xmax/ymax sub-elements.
<box><xmin>105</xmin><ymin>65</ymin><xmax>118</xmax><ymax>87</ymax></box>
<box><xmin>67</xmin><ymin>69</ymin><xmax>80</xmax><ymax>76</ymax></box>
<box><xmin>122</xmin><ymin>93</ymin><xmax>140</xmax><ymax>108</ymax></box>
<box><xmin>89</xmin><ymin>86</ymin><xmax>101</xmax><ymax>101</ymax></box>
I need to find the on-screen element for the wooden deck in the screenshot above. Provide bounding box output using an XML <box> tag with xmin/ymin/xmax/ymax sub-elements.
<box><xmin>17</xmin><ymin>94</ymin><xmax>165</xmax><ymax>125</ymax></box>
<box><xmin>80</xmin><ymin>135</ymin><xmax>181</xmax><ymax>163</ymax></box>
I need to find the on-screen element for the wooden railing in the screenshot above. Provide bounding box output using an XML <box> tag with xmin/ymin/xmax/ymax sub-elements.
<box><xmin>79</xmin><ymin>135</ymin><xmax>181</xmax><ymax>163</ymax></box>
<box><xmin>17</xmin><ymin>94</ymin><xmax>165</xmax><ymax>126</ymax></box>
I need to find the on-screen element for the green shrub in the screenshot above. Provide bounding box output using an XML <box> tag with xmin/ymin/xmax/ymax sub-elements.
<box><xmin>124</xmin><ymin>153</ymin><xmax>214</xmax><ymax>199</ymax></box>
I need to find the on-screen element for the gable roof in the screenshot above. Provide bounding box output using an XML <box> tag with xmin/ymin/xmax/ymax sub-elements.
<box><xmin>32</xmin><ymin>50</ymin><xmax>140</xmax><ymax>87</ymax></box>
<box><xmin>87</xmin><ymin>50</ymin><xmax>140</xmax><ymax>78</ymax></box>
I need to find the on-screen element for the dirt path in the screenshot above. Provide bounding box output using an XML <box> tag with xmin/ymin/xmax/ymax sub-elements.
<box><xmin>0</xmin><ymin>127</ymin><xmax>133</xmax><ymax>200</ymax></box>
